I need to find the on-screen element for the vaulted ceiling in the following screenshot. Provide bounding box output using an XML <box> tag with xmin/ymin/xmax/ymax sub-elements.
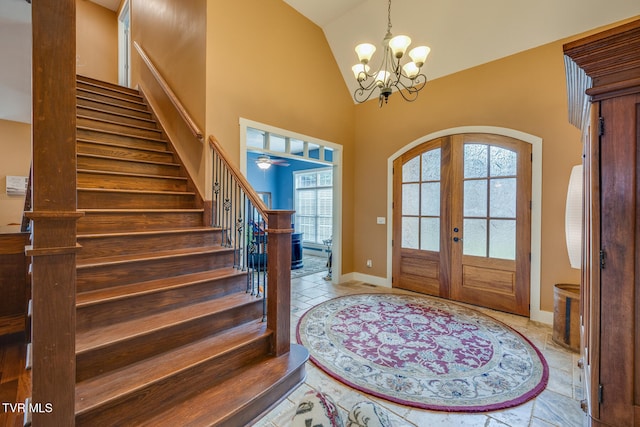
<box><xmin>1</xmin><ymin>0</ymin><xmax>639</xmax><ymax>123</ymax></box>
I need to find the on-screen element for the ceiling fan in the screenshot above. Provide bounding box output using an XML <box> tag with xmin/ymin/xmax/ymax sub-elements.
<box><xmin>255</xmin><ymin>154</ymin><xmax>289</xmax><ymax>170</ymax></box>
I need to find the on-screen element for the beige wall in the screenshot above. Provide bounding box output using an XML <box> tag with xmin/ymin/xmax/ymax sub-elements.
<box><xmin>0</xmin><ymin>119</ymin><xmax>31</xmax><ymax>233</ymax></box>
<box><xmin>130</xmin><ymin>0</ymin><xmax>208</xmax><ymax>197</ymax></box>
<box><xmin>205</xmin><ymin>0</ymin><xmax>356</xmax><ymax>272</ymax></box>
<box><xmin>119</xmin><ymin>2</ymin><xmax>631</xmax><ymax>313</ymax></box>
<box><xmin>353</xmin><ymin>40</ymin><xmax>583</xmax><ymax>311</ymax></box>
<box><xmin>130</xmin><ymin>0</ymin><xmax>206</xmax><ymax>130</ymax></box>
<box><xmin>76</xmin><ymin>0</ymin><xmax>118</xmax><ymax>83</ymax></box>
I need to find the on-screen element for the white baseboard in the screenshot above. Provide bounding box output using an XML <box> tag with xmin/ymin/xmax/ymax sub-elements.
<box><xmin>340</xmin><ymin>272</ymin><xmax>391</xmax><ymax>288</ymax></box>
<box><xmin>530</xmin><ymin>309</ymin><xmax>553</xmax><ymax>325</ymax></box>
<box><xmin>339</xmin><ymin>272</ymin><xmax>554</xmax><ymax>325</ymax></box>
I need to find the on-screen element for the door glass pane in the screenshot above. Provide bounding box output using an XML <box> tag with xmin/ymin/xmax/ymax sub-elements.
<box><xmin>464</xmin><ymin>144</ymin><xmax>488</xmax><ymax>178</ymax></box>
<box><xmin>403</xmin><ymin>157</ymin><xmax>420</xmax><ymax>182</ymax></box>
<box><xmin>490</xmin><ymin>146</ymin><xmax>517</xmax><ymax>177</ymax></box>
<box><xmin>463</xmin><ymin>219</ymin><xmax>487</xmax><ymax>257</ymax></box>
<box><xmin>464</xmin><ymin>180</ymin><xmax>487</xmax><ymax>217</ymax></box>
<box><xmin>421</xmin><ymin>182</ymin><xmax>440</xmax><ymax>216</ymax></box>
<box><xmin>490</xmin><ymin>178</ymin><xmax>516</xmax><ymax>218</ymax></box>
<box><xmin>420</xmin><ymin>218</ymin><xmax>439</xmax><ymax>251</ymax></box>
<box><xmin>402</xmin><ymin>183</ymin><xmax>420</xmax><ymax>216</ymax></box>
<box><xmin>402</xmin><ymin>217</ymin><xmax>419</xmax><ymax>249</ymax></box>
<box><xmin>421</xmin><ymin>148</ymin><xmax>441</xmax><ymax>181</ymax></box>
<box><xmin>489</xmin><ymin>219</ymin><xmax>516</xmax><ymax>259</ymax></box>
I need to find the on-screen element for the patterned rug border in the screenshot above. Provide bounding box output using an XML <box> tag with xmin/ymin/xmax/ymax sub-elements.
<box><xmin>296</xmin><ymin>293</ymin><xmax>549</xmax><ymax>413</ymax></box>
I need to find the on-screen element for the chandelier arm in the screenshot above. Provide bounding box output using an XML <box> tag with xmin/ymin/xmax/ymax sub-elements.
<box><xmin>354</xmin><ymin>86</ymin><xmax>380</xmax><ymax>103</ymax></box>
<box><xmin>357</xmin><ymin>76</ymin><xmax>382</xmax><ymax>92</ymax></box>
<box><xmin>392</xmin><ymin>73</ymin><xmax>427</xmax><ymax>102</ymax></box>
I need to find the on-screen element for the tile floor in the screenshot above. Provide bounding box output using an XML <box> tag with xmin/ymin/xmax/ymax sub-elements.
<box><xmin>255</xmin><ymin>271</ymin><xmax>587</xmax><ymax>427</ymax></box>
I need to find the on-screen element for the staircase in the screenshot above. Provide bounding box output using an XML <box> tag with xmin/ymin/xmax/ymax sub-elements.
<box><xmin>73</xmin><ymin>75</ymin><xmax>307</xmax><ymax>426</ymax></box>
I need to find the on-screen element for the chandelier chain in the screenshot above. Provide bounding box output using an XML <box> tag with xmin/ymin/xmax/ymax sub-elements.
<box><xmin>387</xmin><ymin>0</ymin><xmax>392</xmax><ymax>33</ymax></box>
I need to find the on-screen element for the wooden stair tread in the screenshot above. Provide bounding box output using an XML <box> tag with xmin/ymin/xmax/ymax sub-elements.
<box><xmin>79</xmin><ymin>208</ymin><xmax>204</xmax><ymax>213</ymax></box>
<box><xmin>77</xmin><ymin>226</ymin><xmax>219</xmax><ymax>239</ymax></box>
<box><xmin>77</xmin><ymin>75</ymin><xmax>141</xmax><ymax>96</ymax></box>
<box><xmin>76</xmin><ymin>267</ymin><xmax>242</xmax><ymax>307</ymax></box>
<box><xmin>75</xmin><ymin>321</ymin><xmax>270</xmax><ymax>415</ymax></box>
<box><xmin>77</xmin><ymin>105</ymin><xmax>156</xmax><ymax>125</ymax></box>
<box><xmin>77</xmin><ymin>152</ymin><xmax>181</xmax><ymax>167</ymax></box>
<box><xmin>0</xmin><ymin>314</ymin><xmax>25</xmax><ymax>336</ymax></box>
<box><xmin>77</xmin><ymin>168</ymin><xmax>188</xmax><ymax>181</ymax></box>
<box><xmin>76</xmin><ymin>95</ymin><xmax>150</xmax><ymax>115</ymax></box>
<box><xmin>76</xmin><ymin>245</ymin><xmax>231</xmax><ymax>269</ymax></box>
<box><xmin>76</xmin><ymin>88</ymin><xmax>145</xmax><ymax>106</ymax></box>
<box><xmin>77</xmin><ymin>137</ymin><xmax>172</xmax><ymax>154</ymax></box>
<box><xmin>77</xmin><ymin>126</ymin><xmax>167</xmax><ymax>144</ymax></box>
<box><xmin>77</xmin><ymin>187</ymin><xmax>195</xmax><ymax>196</ymax></box>
<box><xmin>77</xmin><ymin>114</ymin><xmax>162</xmax><ymax>134</ymax></box>
<box><xmin>76</xmin><ymin>293</ymin><xmax>262</xmax><ymax>353</ymax></box>
<box><xmin>139</xmin><ymin>344</ymin><xmax>309</xmax><ymax>427</ymax></box>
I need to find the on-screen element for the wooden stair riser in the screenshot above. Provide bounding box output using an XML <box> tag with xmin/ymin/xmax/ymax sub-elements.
<box><xmin>77</xmin><ymin>81</ymin><xmax>144</xmax><ymax>102</ymax></box>
<box><xmin>77</xmin><ymin>106</ymin><xmax>158</xmax><ymax>130</ymax></box>
<box><xmin>77</xmin><ymin>96</ymin><xmax>152</xmax><ymax>119</ymax></box>
<box><xmin>77</xmin><ymin>154</ymin><xmax>182</xmax><ymax>177</ymax></box>
<box><xmin>218</xmin><ymin>362</ymin><xmax>307</xmax><ymax>427</ymax></box>
<box><xmin>77</xmin><ymin>140</ymin><xmax>174</xmax><ymax>163</ymax></box>
<box><xmin>77</xmin><ymin>211</ymin><xmax>205</xmax><ymax>233</ymax></box>
<box><xmin>138</xmin><ymin>344</ymin><xmax>309</xmax><ymax>427</ymax></box>
<box><xmin>76</xmin><ymin>75</ymin><xmax>141</xmax><ymax>95</ymax></box>
<box><xmin>75</xmin><ymin>300</ymin><xmax>265</xmax><ymax>382</ymax></box>
<box><xmin>78</xmin><ymin>189</ymin><xmax>197</xmax><ymax>210</ymax></box>
<box><xmin>77</xmin><ymin>229</ymin><xmax>223</xmax><ymax>261</ymax></box>
<box><xmin>77</xmin><ymin>116</ymin><xmax>164</xmax><ymax>140</ymax></box>
<box><xmin>76</xmin><ymin>249</ymin><xmax>236</xmax><ymax>291</ymax></box>
<box><xmin>76</xmin><ymin>88</ymin><xmax>146</xmax><ymax>110</ymax></box>
<box><xmin>76</xmin><ymin>335</ymin><xmax>271</xmax><ymax>427</ymax></box>
<box><xmin>78</xmin><ymin>128</ymin><xmax>167</xmax><ymax>150</ymax></box>
<box><xmin>77</xmin><ymin>170</ymin><xmax>188</xmax><ymax>192</ymax></box>
<box><xmin>76</xmin><ymin>273</ymin><xmax>247</xmax><ymax>332</ymax></box>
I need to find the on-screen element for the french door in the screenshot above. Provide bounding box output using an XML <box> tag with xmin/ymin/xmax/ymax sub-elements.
<box><xmin>392</xmin><ymin>133</ymin><xmax>531</xmax><ymax>315</ymax></box>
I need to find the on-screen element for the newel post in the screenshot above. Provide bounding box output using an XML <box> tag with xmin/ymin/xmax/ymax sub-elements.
<box><xmin>265</xmin><ymin>210</ymin><xmax>294</xmax><ymax>356</ymax></box>
<box><xmin>28</xmin><ymin>1</ymin><xmax>81</xmax><ymax>425</ymax></box>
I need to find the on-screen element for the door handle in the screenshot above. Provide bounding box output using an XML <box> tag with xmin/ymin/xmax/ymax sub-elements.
<box><xmin>453</xmin><ymin>237</ymin><xmax>462</xmax><ymax>242</ymax></box>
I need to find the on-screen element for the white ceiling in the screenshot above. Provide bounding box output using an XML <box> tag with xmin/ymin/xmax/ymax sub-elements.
<box><xmin>1</xmin><ymin>0</ymin><xmax>639</xmax><ymax>124</ymax></box>
<box><xmin>284</xmin><ymin>0</ymin><xmax>640</xmax><ymax>101</ymax></box>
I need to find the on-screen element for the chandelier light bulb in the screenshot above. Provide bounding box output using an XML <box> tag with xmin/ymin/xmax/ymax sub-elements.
<box><xmin>355</xmin><ymin>43</ymin><xmax>376</xmax><ymax>64</ymax></box>
<box><xmin>402</xmin><ymin>62</ymin><xmax>420</xmax><ymax>79</ymax></box>
<box><xmin>389</xmin><ymin>35</ymin><xmax>411</xmax><ymax>58</ymax></box>
<box><xmin>375</xmin><ymin>70</ymin><xmax>390</xmax><ymax>87</ymax></box>
<box><xmin>409</xmin><ymin>45</ymin><xmax>430</xmax><ymax>67</ymax></box>
<box><xmin>352</xmin><ymin>64</ymin><xmax>370</xmax><ymax>81</ymax></box>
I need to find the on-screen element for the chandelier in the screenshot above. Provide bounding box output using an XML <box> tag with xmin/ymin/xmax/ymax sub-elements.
<box><xmin>352</xmin><ymin>0</ymin><xmax>430</xmax><ymax>106</ymax></box>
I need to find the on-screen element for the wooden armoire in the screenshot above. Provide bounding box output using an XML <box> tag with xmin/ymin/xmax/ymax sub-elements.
<box><xmin>563</xmin><ymin>19</ymin><xmax>640</xmax><ymax>426</ymax></box>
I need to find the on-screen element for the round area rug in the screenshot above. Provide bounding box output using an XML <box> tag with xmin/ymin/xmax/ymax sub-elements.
<box><xmin>296</xmin><ymin>293</ymin><xmax>548</xmax><ymax>412</ymax></box>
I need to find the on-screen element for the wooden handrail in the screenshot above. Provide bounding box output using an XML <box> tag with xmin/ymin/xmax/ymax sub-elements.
<box><xmin>208</xmin><ymin>135</ymin><xmax>269</xmax><ymax>221</ymax></box>
<box><xmin>134</xmin><ymin>41</ymin><xmax>203</xmax><ymax>141</ymax></box>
